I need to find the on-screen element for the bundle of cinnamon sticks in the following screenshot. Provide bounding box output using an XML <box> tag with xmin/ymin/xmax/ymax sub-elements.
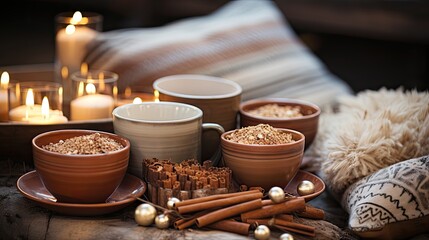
<box><xmin>142</xmin><ymin>158</ymin><xmax>234</xmax><ymax>207</ymax></box>
<box><xmin>170</xmin><ymin>189</ymin><xmax>325</xmax><ymax>237</ymax></box>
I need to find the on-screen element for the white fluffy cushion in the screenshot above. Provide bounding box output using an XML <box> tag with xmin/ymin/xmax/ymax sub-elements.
<box><xmin>83</xmin><ymin>0</ymin><xmax>352</xmax><ymax>108</ymax></box>
<box><xmin>308</xmin><ymin>88</ymin><xmax>429</xmax><ymax>194</ymax></box>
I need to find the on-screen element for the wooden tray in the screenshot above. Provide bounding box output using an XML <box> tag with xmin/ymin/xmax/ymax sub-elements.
<box><xmin>0</xmin><ymin>64</ymin><xmax>114</xmax><ymax>165</ymax></box>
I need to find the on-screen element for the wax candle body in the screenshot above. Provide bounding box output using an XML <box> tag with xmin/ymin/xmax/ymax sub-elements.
<box><xmin>70</xmin><ymin>94</ymin><xmax>114</xmax><ymax>120</ymax></box>
<box><xmin>56</xmin><ymin>26</ymin><xmax>97</xmax><ymax>76</ymax></box>
<box><xmin>9</xmin><ymin>105</ymin><xmax>67</xmax><ymax>123</ymax></box>
<box><xmin>27</xmin><ymin>115</ymin><xmax>68</xmax><ymax>124</ymax></box>
<box><xmin>0</xmin><ymin>90</ymin><xmax>7</xmax><ymax>121</ymax></box>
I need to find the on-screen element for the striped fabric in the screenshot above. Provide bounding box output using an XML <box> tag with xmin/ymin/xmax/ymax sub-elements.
<box><xmin>84</xmin><ymin>0</ymin><xmax>353</xmax><ymax>109</ymax></box>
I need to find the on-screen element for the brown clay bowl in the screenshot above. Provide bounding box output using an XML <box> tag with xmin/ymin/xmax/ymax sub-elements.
<box><xmin>221</xmin><ymin>128</ymin><xmax>305</xmax><ymax>191</ymax></box>
<box><xmin>32</xmin><ymin>129</ymin><xmax>130</xmax><ymax>204</ymax></box>
<box><xmin>239</xmin><ymin>98</ymin><xmax>321</xmax><ymax>149</ymax></box>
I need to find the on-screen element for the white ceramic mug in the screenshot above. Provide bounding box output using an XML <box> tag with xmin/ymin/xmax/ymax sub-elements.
<box><xmin>153</xmin><ymin>74</ymin><xmax>242</xmax><ymax>163</ymax></box>
<box><xmin>112</xmin><ymin>102</ymin><xmax>224</xmax><ymax>178</ymax></box>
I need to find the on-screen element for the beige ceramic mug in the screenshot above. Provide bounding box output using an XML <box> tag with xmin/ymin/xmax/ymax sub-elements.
<box><xmin>153</xmin><ymin>74</ymin><xmax>242</xmax><ymax>163</ymax></box>
<box><xmin>112</xmin><ymin>101</ymin><xmax>224</xmax><ymax>178</ymax></box>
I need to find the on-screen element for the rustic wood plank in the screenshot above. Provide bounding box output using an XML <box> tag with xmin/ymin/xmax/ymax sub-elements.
<box><xmin>1</xmin><ymin>175</ymin><xmax>357</xmax><ymax>240</ymax></box>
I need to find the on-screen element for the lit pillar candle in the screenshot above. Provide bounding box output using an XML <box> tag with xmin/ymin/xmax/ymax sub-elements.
<box><xmin>56</xmin><ymin>12</ymin><xmax>98</xmax><ymax>77</ymax></box>
<box><xmin>70</xmin><ymin>82</ymin><xmax>114</xmax><ymax>120</ymax></box>
<box><xmin>0</xmin><ymin>72</ymin><xmax>9</xmax><ymax>121</ymax></box>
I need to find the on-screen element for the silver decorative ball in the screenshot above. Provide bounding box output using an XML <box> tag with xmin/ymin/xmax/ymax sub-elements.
<box><xmin>135</xmin><ymin>203</ymin><xmax>157</xmax><ymax>226</ymax></box>
<box><xmin>268</xmin><ymin>186</ymin><xmax>285</xmax><ymax>203</ymax></box>
<box><xmin>280</xmin><ymin>233</ymin><xmax>294</xmax><ymax>240</ymax></box>
<box><xmin>254</xmin><ymin>225</ymin><xmax>270</xmax><ymax>240</ymax></box>
<box><xmin>155</xmin><ymin>214</ymin><xmax>170</xmax><ymax>229</ymax></box>
<box><xmin>167</xmin><ymin>197</ymin><xmax>180</xmax><ymax>210</ymax></box>
<box><xmin>297</xmin><ymin>180</ymin><xmax>315</xmax><ymax>196</ymax></box>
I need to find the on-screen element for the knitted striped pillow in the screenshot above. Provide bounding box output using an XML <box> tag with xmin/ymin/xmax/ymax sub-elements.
<box><xmin>84</xmin><ymin>0</ymin><xmax>352</xmax><ymax>109</ymax></box>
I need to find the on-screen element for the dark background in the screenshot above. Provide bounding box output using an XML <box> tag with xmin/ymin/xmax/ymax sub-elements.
<box><xmin>1</xmin><ymin>0</ymin><xmax>428</xmax><ymax>93</ymax></box>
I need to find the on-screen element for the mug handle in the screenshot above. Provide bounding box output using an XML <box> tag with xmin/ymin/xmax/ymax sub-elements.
<box><xmin>202</xmin><ymin>123</ymin><xmax>225</xmax><ymax>166</ymax></box>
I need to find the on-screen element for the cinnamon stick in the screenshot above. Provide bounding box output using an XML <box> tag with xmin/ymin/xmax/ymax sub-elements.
<box><xmin>206</xmin><ymin>220</ymin><xmax>251</xmax><ymax>236</ymax></box>
<box><xmin>245</xmin><ymin>218</ymin><xmax>315</xmax><ymax>237</ymax></box>
<box><xmin>196</xmin><ymin>199</ymin><xmax>263</xmax><ymax>228</ymax></box>
<box><xmin>177</xmin><ymin>192</ymin><xmax>263</xmax><ymax>214</ymax></box>
<box><xmin>297</xmin><ymin>205</ymin><xmax>325</xmax><ymax>220</ymax></box>
<box><xmin>175</xmin><ymin>218</ymin><xmax>196</xmax><ymax>230</ymax></box>
<box><xmin>174</xmin><ymin>190</ymin><xmax>261</xmax><ymax>208</ymax></box>
<box><xmin>274</xmin><ymin>218</ymin><xmax>315</xmax><ymax>233</ymax></box>
<box><xmin>174</xmin><ymin>210</ymin><xmax>212</xmax><ymax>230</ymax></box>
<box><xmin>241</xmin><ymin>197</ymin><xmax>305</xmax><ymax>221</ymax></box>
<box><xmin>275</xmin><ymin>225</ymin><xmax>316</xmax><ymax>237</ymax></box>
<box><xmin>275</xmin><ymin>214</ymin><xmax>293</xmax><ymax>222</ymax></box>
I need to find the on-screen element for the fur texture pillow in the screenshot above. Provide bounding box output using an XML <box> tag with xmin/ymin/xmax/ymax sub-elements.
<box><xmin>83</xmin><ymin>0</ymin><xmax>352</xmax><ymax>109</ymax></box>
<box><xmin>306</xmin><ymin>88</ymin><xmax>429</xmax><ymax>238</ymax></box>
<box><xmin>308</xmin><ymin>88</ymin><xmax>429</xmax><ymax>194</ymax></box>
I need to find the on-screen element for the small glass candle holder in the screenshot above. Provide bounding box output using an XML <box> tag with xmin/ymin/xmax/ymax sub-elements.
<box><xmin>114</xmin><ymin>86</ymin><xmax>158</xmax><ymax>107</ymax></box>
<box><xmin>0</xmin><ymin>71</ymin><xmax>11</xmax><ymax>122</ymax></box>
<box><xmin>8</xmin><ymin>81</ymin><xmax>68</xmax><ymax>124</ymax></box>
<box><xmin>70</xmin><ymin>70</ymin><xmax>117</xmax><ymax>121</ymax></box>
<box><xmin>55</xmin><ymin>11</ymin><xmax>103</xmax><ymax>117</ymax></box>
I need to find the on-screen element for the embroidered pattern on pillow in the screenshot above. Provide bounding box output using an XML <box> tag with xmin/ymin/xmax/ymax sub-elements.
<box><xmin>341</xmin><ymin>155</ymin><xmax>429</xmax><ymax>232</ymax></box>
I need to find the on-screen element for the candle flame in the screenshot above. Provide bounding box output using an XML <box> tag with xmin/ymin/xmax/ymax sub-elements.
<box><xmin>133</xmin><ymin>97</ymin><xmax>142</xmax><ymax>104</ymax></box>
<box><xmin>15</xmin><ymin>83</ymin><xmax>20</xmax><ymax>100</ymax></box>
<box><xmin>80</xmin><ymin>62</ymin><xmax>88</xmax><ymax>76</ymax></box>
<box><xmin>65</xmin><ymin>24</ymin><xmax>76</xmax><ymax>35</ymax></box>
<box><xmin>26</xmin><ymin>88</ymin><xmax>34</xmax><ymax>107</ymax></box>
<box><xmin>78</xmin><ymin>81</ymin><xmax>84</xmax><ymax>97</ymax></box>
<box><xmin>1</xmin><ymin>71</ymin><xmax>9</xmax><ymax>89</ymax></box>
<box><xmin>98</xmin><ymin>72</ymin><xmax>105</xmax><ymax>92</ymax></box>
<box><xmin>61</xmin><ymin>66</ymin><xmax>68</xmax><ymax>80</ymax></box>
<box><xmin>70</xmin><ymin>11</ymin><xmax>82</xmax><ymax>25</ymax></box>
<box><xmin>154</xmin><ymin>90</ymin><xmax>160</xmax><ymax>102</ymax></box>
<box><xmin>113</xmin><ymin>86</ymin><xmax>118</xmax><ymax>99</ymax></box>
<box><xmin>124</xmin><ymin>87</ymin><xmax>132</xmax><ymax>98</ymax></box>
<box><xmin>42</xmin><ymin>96</ymin><xmax>50</xmax><ymax>119</ymax></box>
<box><xmin>59</xmin><ymin>87</ymin><xmax>63</xmax><ymax>104</ymax></box>
<box><xmin>86</xmin><ymin>83</ymin><xmax>96</xmax><ymax>95</ymax></box>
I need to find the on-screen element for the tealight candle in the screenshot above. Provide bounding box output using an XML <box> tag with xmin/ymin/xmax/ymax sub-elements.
<box><xmin>70</xmin><ymin>70</ymin><xmax>117</xmax><ymax>120</ymax></box>
<box><xmin>8</xmin><ymin>82</ymin><xmax>67</xmax><ymax>124</ymax></box>
<box><xmin>26</xmin><ymin>97</ymin><xmax>68</xmax><ymax>124</ymax></box>
<box><xmin>114</xmin><ymin>86</ymin><xmax>157</xmax><ymax>107</ymax></box>
<box><xmin>0</xmin><ymin>72</ymin><xmax>10</xmax><ymax>121</ymax></box>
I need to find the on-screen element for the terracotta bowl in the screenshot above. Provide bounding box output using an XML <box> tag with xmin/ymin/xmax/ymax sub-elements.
<box><xmin>239</xmin><ymin>98</ymin><xmax>321</xmax><ymax>149</ymax></box>
<box><xmin>32</xmin><ymin>129</ymin><xmax>130</xmax><ymax>204</ymax></box>
<box><xmin>221</xmin><ymin>128</ymin><xmax>305</xmax><ymax>191</ymax></box>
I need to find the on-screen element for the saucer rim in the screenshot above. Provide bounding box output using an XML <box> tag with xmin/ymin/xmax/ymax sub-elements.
<box><xmin>16</xmin><ymin>170</ymin><xmax>146</xmax><ymax>209</ymax></box>
<box><xmin>285</xmin><ymin>170</ymin><xmax>326</xmax><ymax>202</ymax></box>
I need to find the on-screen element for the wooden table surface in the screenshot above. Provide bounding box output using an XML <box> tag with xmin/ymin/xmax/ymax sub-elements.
<box><xmin>0</xmin><ymin>171</ymin><xmax>359</xmax><ymax>240</ymax></box>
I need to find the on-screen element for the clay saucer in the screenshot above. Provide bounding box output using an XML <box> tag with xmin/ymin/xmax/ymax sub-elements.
<box><xmin>284</xmin><ymin>170</ymin><xmax>325</xmax><ymax>202</ymax></box>
<box><xmin>16</xmin><ymin>170</ymin><xmax>146</xmax><ymax>216</ymax></box>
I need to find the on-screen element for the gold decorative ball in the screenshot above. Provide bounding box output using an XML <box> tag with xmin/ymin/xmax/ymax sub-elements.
<box><xmin>254</xmin><ymin>225</ymin><xmax>270</xmax><ymax>240</ymax></box>
<box><xmin>297</xmin><ymin>180</ymin><xmax>315</xmax><ymax>196</ymax></box>
<box><xmin>280</xmin><ymin>233</ymin><xmax>294</xmax><ymax>240</ymax></box>
<box><xmin>155</xmin><ymin>214</ymin><xmax>170</xmax><ymax>229</ymax></box>
<box><xmin>268</xmin><ymin>186</ymin><xmax>285</xmax><ymax>203</ymax></box>
<box><xmin>167</xmin><ymin>197</ymin><xmax>180</xmax><ymax>210</ymax></box>
<box><xmin>135</xmin><ymin>203</ymin><xmax>157</xmax><ymax>226</ymax></box>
